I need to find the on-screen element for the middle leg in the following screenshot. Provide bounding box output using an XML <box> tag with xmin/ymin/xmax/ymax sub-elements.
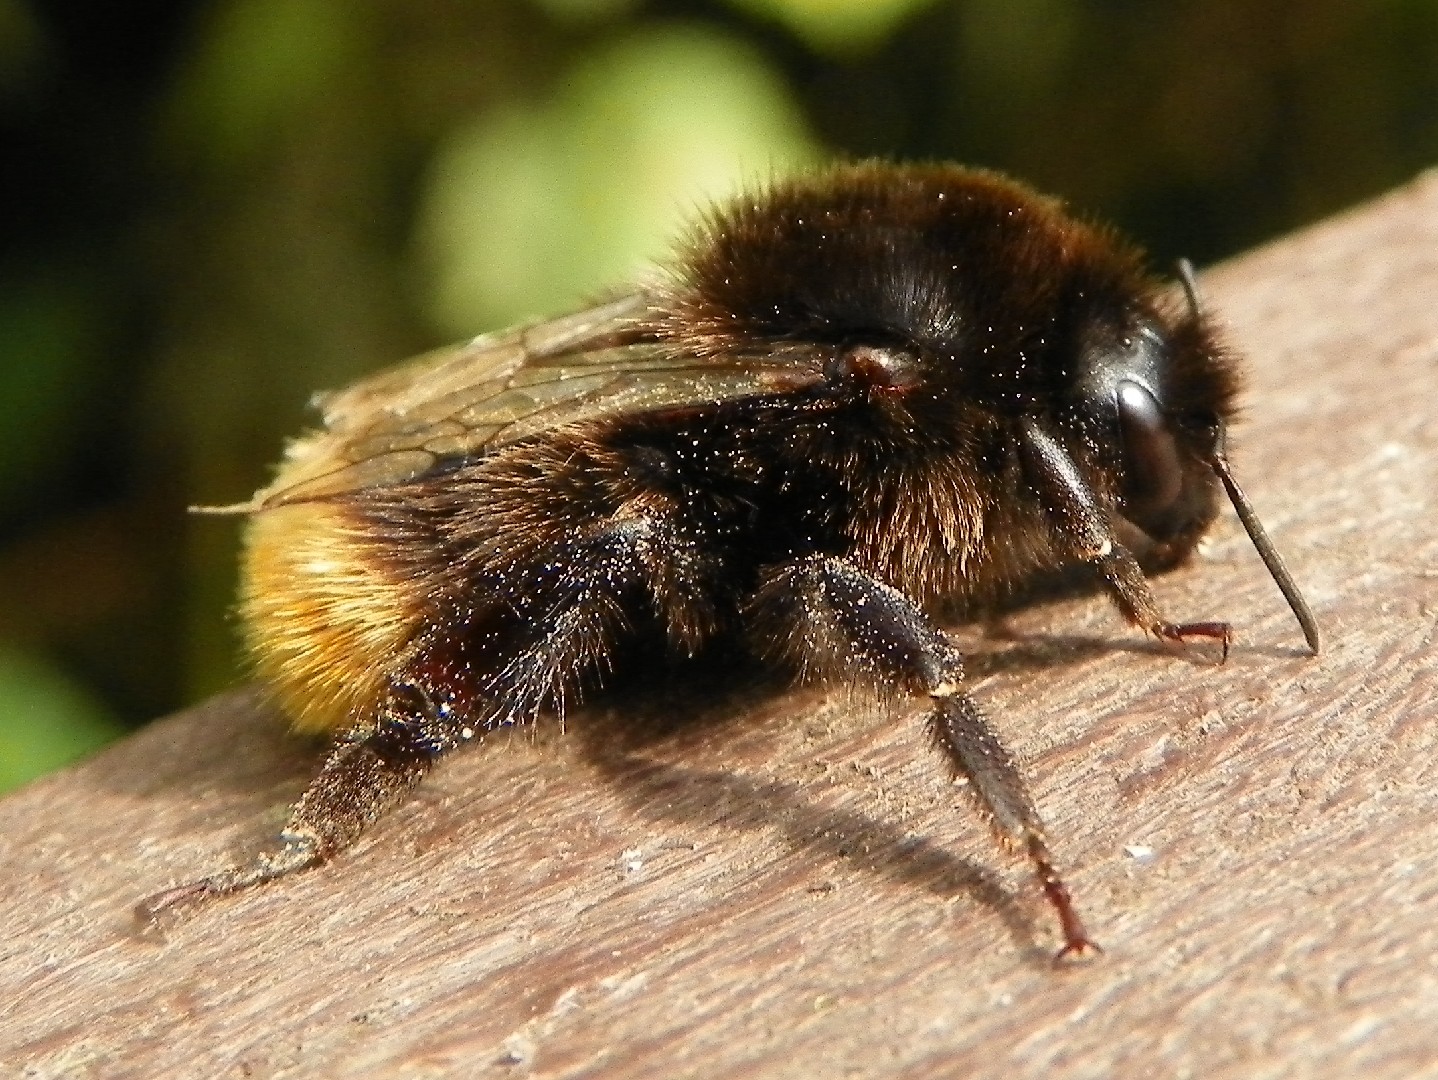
<box><xmin>751</xmin><ymin>555</ymin><xmax>1098</xmax><ymax>960</ymax></box>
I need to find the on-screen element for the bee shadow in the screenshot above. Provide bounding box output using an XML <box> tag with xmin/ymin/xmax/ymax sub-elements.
<box><xmin>570</xmin><ymin>647</ymin><xmax>1113</xmax><ymax>967</ymax></box>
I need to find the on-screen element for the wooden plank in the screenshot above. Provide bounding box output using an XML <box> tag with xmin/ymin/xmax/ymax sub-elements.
<box><xmin>4</xmin><ymin>172</ymin><xmax>1438</xmax><ymax>1079</ymax></box>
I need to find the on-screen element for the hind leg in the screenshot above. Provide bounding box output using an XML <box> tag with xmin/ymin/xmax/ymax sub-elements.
<box><xmin>139</xmin><ymin>515</ymin><xmax>709</xmax><ymax>924</ymax></box>
<box><xmin>137</xmin><ymin>681</ymin><xmax>457</xmax><ymax>920</ymax></box>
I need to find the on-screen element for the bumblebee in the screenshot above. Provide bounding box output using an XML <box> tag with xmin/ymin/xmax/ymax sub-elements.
<box><xmin>142</xmin><ymin>163</ymin><xmax>1318</xmax><ymax>960</ymax></box>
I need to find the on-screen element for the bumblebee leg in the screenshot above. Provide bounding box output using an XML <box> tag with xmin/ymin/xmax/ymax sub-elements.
<box><xmin>752</xmin><ymin>556</ymin><xmax>1098</xmax><ymax>961</ymax></box>
<box><xmin>1017</xmin><ymin>418</ymin><xmax>1231</xmax><ymax>658</ymax></box>
<box><xmin>136</xmin><ymin>702</ymin><xmax>439</xmax><ymax>921</ymax></box>
<box><xmin>140</xmin><ymin>515</ymin><xmax>710</xmax><ymax>925</ymax></box>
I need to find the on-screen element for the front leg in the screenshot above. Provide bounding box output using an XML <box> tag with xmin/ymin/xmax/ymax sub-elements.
<box><xmin>751</xmin><ymin>556</ymin><xmax>1098</xmax><ymax>961</ymax></box>
<box><xmin>1018</xmin><ymin>418</ymin><xmax>1230</xmax><ymax>658</ymax></box>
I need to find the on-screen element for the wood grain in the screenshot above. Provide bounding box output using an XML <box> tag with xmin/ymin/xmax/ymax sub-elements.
<box><xmin>5</xmin><ymin>172</ymin><xmax>1438</xmax><ymax>1080</ymax></box>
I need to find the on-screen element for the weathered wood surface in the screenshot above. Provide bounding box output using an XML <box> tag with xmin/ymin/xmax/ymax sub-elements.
<box><xmin>4</xmin><ymin>173</ymin><xmax>1438</xmax><ymax>1080</ymax></box>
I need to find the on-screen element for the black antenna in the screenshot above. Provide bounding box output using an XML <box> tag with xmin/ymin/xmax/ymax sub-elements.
<box><xmin>1209</xmin><ymin>426</ymin><xmax>1321</xmax><ymax>654</ymax></box>
<box><xmin>1176</xmin><ymin>258</ymin><xmax>1203</xmax><ymax>319</ymax></box>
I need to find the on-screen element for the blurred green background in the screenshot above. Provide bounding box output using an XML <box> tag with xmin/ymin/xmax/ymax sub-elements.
<box><xmin>2</xmin><ymin>0</ymin><xmax>1436</xmax><ymax>791</ymax></box>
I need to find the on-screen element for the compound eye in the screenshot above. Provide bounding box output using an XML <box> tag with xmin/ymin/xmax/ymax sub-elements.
<box><xmin>1116</xmin><ymin>379</ymin><xmax>1184</xmax><ymax>516</ymax></box>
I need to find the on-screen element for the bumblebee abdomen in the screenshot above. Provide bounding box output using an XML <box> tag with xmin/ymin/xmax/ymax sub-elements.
<box><xmin>241</xmin><ymin>501</ymin><xmax>421</xmax><ymax>734</ymax></box>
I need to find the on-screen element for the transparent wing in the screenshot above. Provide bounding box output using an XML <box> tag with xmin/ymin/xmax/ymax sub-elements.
<box><xmin>251</xmin><ymin>291</ymin><xmax>826</xmax><ymax>508</ymax></box>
